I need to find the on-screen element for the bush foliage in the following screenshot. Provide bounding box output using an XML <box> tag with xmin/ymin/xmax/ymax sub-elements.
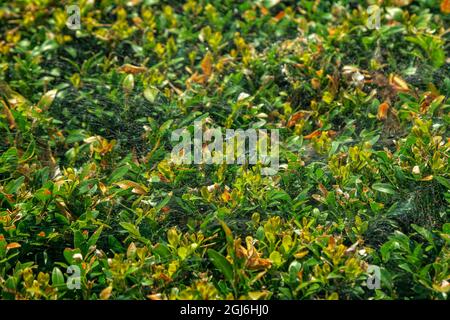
<box><xmin>0</xmin><ymin>0</ymin><xmax>449</xmax><ymax>300</ymax></box>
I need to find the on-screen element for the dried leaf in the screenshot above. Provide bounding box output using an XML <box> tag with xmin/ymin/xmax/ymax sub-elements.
<box><xmin>287</xmin><ymin>111</ymin><xmax>305</xmax><ymax>128</ymax></box>
<box><xmin>1</xmin><ymin>99</ymin><xmax>16</xmax><ymax>129</ymax></box>
<box><xmin>115</xmin><ymin>180</ymin><xmax>147</xmax><ymax>195</ymax></box>
<box><xmin>389</xmin><ymin>74</ymin><xmax>409</xmax><ymax>93</ymax></box>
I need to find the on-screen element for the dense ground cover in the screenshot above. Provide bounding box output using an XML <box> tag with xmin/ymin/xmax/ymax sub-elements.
<box><xmin>0</xmin><ymin>0</ymin><xmax>449</xmax><ymax>300</ymax></box>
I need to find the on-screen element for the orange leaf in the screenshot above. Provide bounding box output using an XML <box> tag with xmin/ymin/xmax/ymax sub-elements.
<box><xmin>303</xmin><ymin>130</ymin><xmax>321</xmax><ymax>140</ymax></box>
<box><xmin>274</xmin><ymin>11</ymin><xmax>285</xmax><ymax>21</ymax></box>
<box><xmin>287</xmin><ymin>112</ymin><xmax>304</xmax><ymax>128</ymax></box>
<box><xmin>221</xmin><ymin>190</ymin><xmax>231</xmax><ymax>202</ymax></box>
<box><xmin>201</xmin><ymin>52</ymin><xmax>213</xmax><ymax>79</ymax></box>
<box><xmin>260</xmin><ymin>6</ymin><xmax>269</xmax><ymax>16</ymax></box>
<box><xmin>161</xmin><ymin>206</ymin><xmax>171</xmax><ymax>213</ymax></box>
<box><xmin>377</xmin><ymin>102</ymin><xmax>390</xmax><ymax>120</ymax></box>
<box><xmin>147</xmin><ymin>294</ymin><xmax>162</xmax><ymax>300</ymax></box>
<box><xmin>6</xmin><ymin>242</ymin><xmax>21</xmax><ymax>250</ymax></box>
<box><xmin>118</xmin><ymin>64</ymin><xmax>147</xmax><ymax>75</ymax></box>
<box><xmin>441</xmin><ymin>0</ymin><xmax>450</xmax><ymax>13</ymax></box>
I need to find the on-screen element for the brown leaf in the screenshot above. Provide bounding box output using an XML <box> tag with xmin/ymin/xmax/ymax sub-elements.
<box><xmin>287</xmin><ymin>111</ymin><xmax>305</xmax><ymax>128</ymax></box>
<box><xmin>247</xmin><ymin>257</ymin><xmax>272</xmax><ymax>270</ymax></box>
<box><xmin>318</xmin><ymin>184</ymin><xmax>328</xmax><ymax>196</ymax></box>
<box><xmin>1</xmin><ymin>99</ymin><xmax>16</xmax><ymax>129</ymax></box>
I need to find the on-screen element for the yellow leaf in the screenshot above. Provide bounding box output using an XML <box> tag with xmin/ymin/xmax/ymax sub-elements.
<box><xmin>100</xmin><ymin>286</ymin><xmax>112</xmax><ymax>300</ymax></box>
<box><xmin>114</xmin><ymin>180</ymin><xmax>147</xmax><ymax>195</ymax></box>
<box><xmin>294</xmin><ymin>250</ymin><xmax>308</xmax><ymax>259</ymax></box>
<box><xmin>248</xmin><ymin>291</ymin><xmax>269</xmax><ymax>300</ymax></box>
<box><xmin>389</xmin><ymin>74</ymin><xmax>409</xmax><ymax>93</ymax></box>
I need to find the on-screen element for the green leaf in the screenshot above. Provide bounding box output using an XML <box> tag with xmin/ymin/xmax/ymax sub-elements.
<box><xmin>411</xmin><ymin>224</ymin><xmax>434</xmax><ymax>244</ymax></box>
<box><xmin>443</xmin><ymin>223</ymin><xmax>450</xmax><ymax>235</ymax></box>
<box><xmin>108</xmin><ymin>166</ymin><xmax>129</xmax><ymax>183</ymax></box>
<box><xmin>5</xmin><ymin>176</ymin><xmax>25</xmax><ymax>194</ymax></box>
<box><xmin>144</xmin><ymin>86</ymin><xmax>159</xmax><ymax>103</ymax></box>
<box><xmin>122</xmin><ymin>74</ymin><xmax>134</xmax><ymax>93</ymax></box>
<box><xmin>269</xmin><ymin>250</ymin><xmax>283</xmax><ymax>267</ymax></box>
<box><xmin>37</xmin><ymin>89</ymin><xmax>58</xmax><ymax>110</ymax></box>
<box><xmin>87</xmin><ymin>226</ymin><xmax>103</xmax><ymax>248</ymax></box>
<box><xmin>207</xmin><ymin>249</ymin><xmax>233</xmax><ymax>282</ymax></box>
<box><xmin>435</xmin><ymin>176</ymin><xmax>450</xmax><ymax>190</ymax></box>
<box><xmin>52</xmin><ymin>267</ymin><xmax>65</xmax><ymax>286</ymax></box>
<box><xmin>74</xmin><ymin>230</ymin><xmax>84</xmax><ymax>249</ymax></box>
<box><xmin>54</xmin><ymin>213</ymin><xmax>70</xmax><ymax>225</ymax></box>
<box><xmin>119</xmin><ymin>222</ymin><xmax>141</xmax><ymax>237</ymax></box>
<box><xmin>372</xmin><ymin>183</ymin><xmax>397</xmax><ymax>195</ymax></box>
